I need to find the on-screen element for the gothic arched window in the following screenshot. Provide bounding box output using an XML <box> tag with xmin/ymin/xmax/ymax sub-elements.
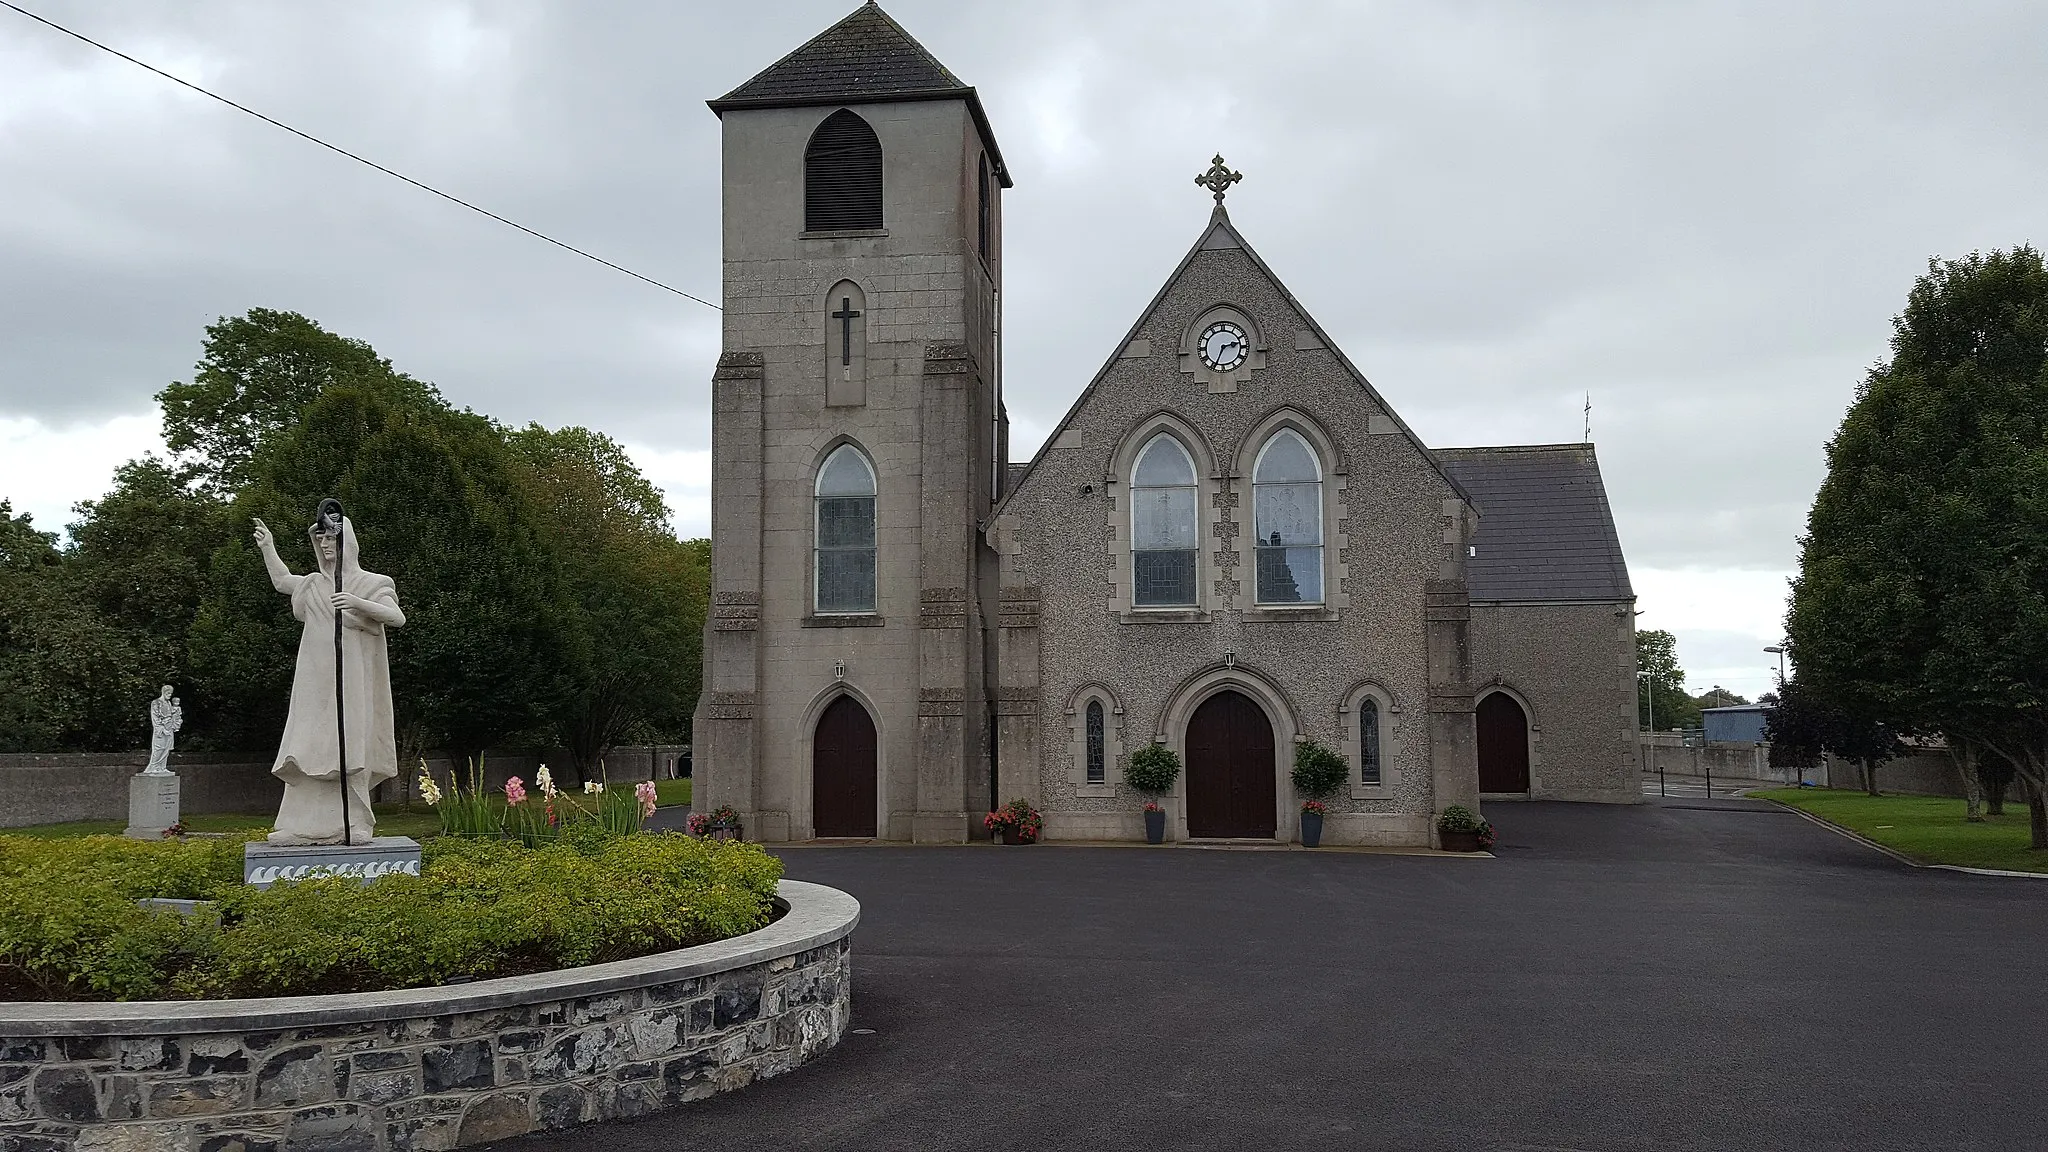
<box><xmin>1252</xmin><ymin>429</ymin><xmax>1323</xmax><ymax>604</ymax></box>
<box><xmin>805</xmin><ymin>110</ymin><xmax>883</xmax><ymax>232</ymax></box>
<box><xmin>815</xmin><ymin>445</ymin><xmax>878</xmax><ymax>613</ymax></box>
<box><xmin>1359</xmin><ymin>698</ymin><xmax>1382</xmax><ymax>785</ymax></box>
<box><xmin>1130</xmin><ymin>434</ymin><xmax>1199</xmax><ymax>607</ymax></box>
<box><xmin>1085</xmin><ymin>700</ymin><xmax>1105</xmax><ymax>784</ymax></box>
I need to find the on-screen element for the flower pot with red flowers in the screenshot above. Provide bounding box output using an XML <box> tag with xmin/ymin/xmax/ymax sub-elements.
<box><xmin>1291</xmin><ymin>738</ymin><xmax>1348</xmax><ymax>847</ymax></box>
<box><xmin>984</xmin><ymin>798</ymin><xmax>1043</xmax><ymax>844</ymax></box>
<box><xmin>1142</xmin><ymin>801</ymin><xmax>1166</xmax><ymax>845</ymax></box>
<box><xmin>1436</xmin><ymin>804</ymin><xmax>1493</xmax><ymax>852</ymax></box>
<box><xmin>1124</xmin><ymin>743</ymin><xmax>1181</xmax><ymax>844</ymax></box>
<box><xmin>688</xmin><ymin>805</ymin><xmax>744</xmax><ymax>841</ymax></box>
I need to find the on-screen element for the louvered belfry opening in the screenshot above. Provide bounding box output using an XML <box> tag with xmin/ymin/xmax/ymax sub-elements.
<box><xmin>805</xmin><ymin>110</ymin><xmax>884</xmax><ymax>232</ymax></box>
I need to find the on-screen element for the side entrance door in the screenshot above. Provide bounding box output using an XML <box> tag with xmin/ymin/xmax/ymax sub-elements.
<box><xmin>813</xmin><ymin>695</ymin><xmax>878</xmax><ymax>837</ymax></box>
<box><xmin>1476</xmin><ymin>692</ymin><xmax>1531</xmax><ymax>793</ymax></box>
<box><xmin>1184</xmin><ymin>689</ymin><xmax>1277</xmax><ymax>838</ymax></box>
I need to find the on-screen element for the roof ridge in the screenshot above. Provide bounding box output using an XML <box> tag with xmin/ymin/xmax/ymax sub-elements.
<box><xmin>712</xmin><ymin>3</ymin><xmax>968</xmax><ymax>107</ymax></box>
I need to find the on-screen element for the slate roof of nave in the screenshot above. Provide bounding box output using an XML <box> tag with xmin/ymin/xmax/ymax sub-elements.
<box><xmin>1435</xmin><ymin>444</ymin><xmax>1635</xmax><ymax>603</ymax></box>
<box><xmin>709</xmin><ymin>2</ymin><xmax>1011</xmax><ymax>184</ymax></box>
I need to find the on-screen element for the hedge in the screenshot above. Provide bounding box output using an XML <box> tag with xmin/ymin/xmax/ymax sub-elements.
<box><xmin>0</xmin><ymin>830</ymin><xmax>783</xmax><ymax>1002</ymax></box>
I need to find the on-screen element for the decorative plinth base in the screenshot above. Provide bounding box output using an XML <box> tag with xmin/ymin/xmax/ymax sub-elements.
<box><xmin>124</xmin><ymin>773</ymin><xmax>180</xmax><ymax>839</ymax></box>
<box><xmin>243</xmin><ymin>836</ymin><xmax>422</xmax><ymax>889</ymax></box>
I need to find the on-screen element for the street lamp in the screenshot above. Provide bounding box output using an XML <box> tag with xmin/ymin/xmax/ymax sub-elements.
<box><xmin>1764</xmin><ymin>645</ymin><xmax>1789</xmax><ymax>784</ymax></box>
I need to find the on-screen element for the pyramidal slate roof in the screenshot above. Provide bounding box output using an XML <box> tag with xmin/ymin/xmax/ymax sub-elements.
<box><xmin>710</xmin><ymin>2</ymin><xmax>1011</xmax><ymax>184</ymax></box>
<box><xmin>1435</xmin><ymin>444</ymin><xmax>1634</xmax><ymax>603</ymax></box>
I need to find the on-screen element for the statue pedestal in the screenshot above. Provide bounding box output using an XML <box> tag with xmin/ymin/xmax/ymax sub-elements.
<box><xmin>244</xmin><ymin>837</ymin><xmax>423</xmax><ymax>890</ymax></box>
<box><xmin>125</xmin><ymin>774</ymin><xmax>181</xmax><ymax>839</ymax></box>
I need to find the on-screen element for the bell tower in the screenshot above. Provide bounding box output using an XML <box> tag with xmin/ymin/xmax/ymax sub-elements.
<box><xmin>695</xmin><ymin>3</ymin><xmax>1011</xmax><ymax>842</ymax></box>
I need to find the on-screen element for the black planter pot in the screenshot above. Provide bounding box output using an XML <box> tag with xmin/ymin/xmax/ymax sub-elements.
<box><xmin>1300</xmin><ymin>810</ymin><xmax>1324</xmax><ymax>848</ymax></box>
<box><xmin>1143</xmin><ymin>807</ymin><xmax>1166</xmax><ymax>844</ymax></box>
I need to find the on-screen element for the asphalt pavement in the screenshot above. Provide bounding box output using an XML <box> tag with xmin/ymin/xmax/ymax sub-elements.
<box><xmin>499</xmin><ymin>797</ymin><xmax>2048</xmax><ymax>1152</ymax></box>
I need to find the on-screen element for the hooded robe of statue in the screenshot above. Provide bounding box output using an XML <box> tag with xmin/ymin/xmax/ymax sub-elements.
<box><xmin>268</xmin><ymin>515</ymin><xmax>403</xmax><ymax>844</ymax></box>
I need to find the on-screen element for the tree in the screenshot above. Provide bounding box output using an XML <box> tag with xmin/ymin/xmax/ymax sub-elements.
<box><xmin>1763</xmin><ymin>676</ymin><xmax>1904</xmax><ymax>795</ymax></box>
<box><xmin>506</xmin><ymin>425</ymin><xmax>709</xmax><ymax>782</ymax></box>
<box><xmin>159</xmin><ymin>309</ymin><xmax>439</xmax><ymax>495</ymax></box>
<box><xmin>1785</xmin><ymin>246</ymin><xmax>2048</xmax><ymax>844</ymax></box>
<box><xmin>192</xmin><ymin>385</ymin><xmax>577</xmax><ymax>766</ymax></box>
<box><xmin>1695</xmin><ymin>685</ymin><xmax>1750</xmax><ymax>710</ymax></box>
<box><xmin>1636</xmin><ymin>629</ymin><xmax>1702</xmax><ymax>731</ymax></box>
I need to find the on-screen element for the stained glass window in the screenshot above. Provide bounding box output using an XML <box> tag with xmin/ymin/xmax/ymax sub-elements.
<box><xmin>1360</xmin><ymin>698</ymin><xmax>1382</xmax><ymax>785</ymax></box>
<box><xmin>816</xmin><ymin>445</ymin><xmax>877</xmax><ymax>613</ymax></box>
<box><xmin>1253</xmin><ymin>429</ymin><xmax>1323</xmax><ymax>604</ymax></box>
<box><xmin>1132</xmin><ymin>434</ymin><xmax>1198</xmax><ymax>607</ymax></box>
<box><xmin>1085</xmin><ymin>700</ymin><xmax>1105</xmax><ymax>784</ymax></box>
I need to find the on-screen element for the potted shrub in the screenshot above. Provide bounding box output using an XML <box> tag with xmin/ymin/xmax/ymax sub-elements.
<box><xmin>984</xmin><ymin>798</ymin><xmax>1043</xmax><ymax>844</ymax></box>
<box><xmin>1125</xmin><ymin>742</ymin><xmax>1181</xmax><ymax>844</ymax></box>
<box><xmin>1437</xmin><ymin>804</ymin><xmax>1494</xmax><ymax>852</ymax></box>
<box><xmin>687</xmin><ymin>805</ymin><xmax>744</xmax><ymax>841</ymax></box>
<box><xmin>1291</xmin><ymin>738</ymin><xmax>1348</xmax><ymax>847</ymax></box>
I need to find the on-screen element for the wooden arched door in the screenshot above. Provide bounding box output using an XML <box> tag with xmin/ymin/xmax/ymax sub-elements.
<box><xmin>813</xmin><ymin>695</ymin><xmax>878</xmax><ymax>837</ymax></box>
<box><xmin>1476</xmin><ymin>692</ymin><xmax>1531</xmax><ymax>793</ymax></box>
<box><xmin>1184</xmin><ymin>690</ymin><xmax>1277</xmax><ymax>839</ymax></box>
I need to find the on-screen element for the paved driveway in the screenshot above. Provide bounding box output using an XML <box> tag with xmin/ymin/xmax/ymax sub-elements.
<box><xmin>502</xmin><ymin>799</ymin><xmax>2048</xmax><ymax>1151</ymax></box>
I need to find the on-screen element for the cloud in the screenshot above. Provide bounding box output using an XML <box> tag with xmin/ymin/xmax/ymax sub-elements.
<box><xmin>2</xmin><ymin>0</ymin><xmax>2043</xmax><ymax>677</ymax></box>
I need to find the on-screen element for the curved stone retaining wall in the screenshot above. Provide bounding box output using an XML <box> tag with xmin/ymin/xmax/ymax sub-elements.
<box><xmin>0</xmin><ymin>879</ymin><xmax>857</xmax><ymax>1151</ymax></box>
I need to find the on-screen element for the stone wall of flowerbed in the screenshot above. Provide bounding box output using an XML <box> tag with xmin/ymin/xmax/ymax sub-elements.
<box><xmin>0</xmin><ymin>879</ymin><xmax>857</xmax><ymax>1151</ymax></box>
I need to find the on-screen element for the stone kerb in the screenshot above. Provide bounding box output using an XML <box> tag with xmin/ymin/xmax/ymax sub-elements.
<box><xmin>0</xmin><ymin>879</ymin><xmax>858</xmax><ymax>1151</ymax></box>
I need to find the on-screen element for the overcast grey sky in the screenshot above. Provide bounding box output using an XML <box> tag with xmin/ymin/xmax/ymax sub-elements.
<box><xmin>2</xmin><ymin>0</ymin><xmax>2042</xmax><ymax>699</ymax></box>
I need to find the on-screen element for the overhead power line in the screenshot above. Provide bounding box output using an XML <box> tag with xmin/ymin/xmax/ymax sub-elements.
<box><xmin>1</xmin><ymin>0</ymin><xmax>720</xmax><ymax>311</ymax></box>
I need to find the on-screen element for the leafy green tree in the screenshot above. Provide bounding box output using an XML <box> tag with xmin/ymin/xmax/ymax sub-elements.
<box><xmin>506</xmin><ymin>425</ymin><xmax>708</xmax><ymax>781</ymax></box>
<box><xmin>1636</xmin><ymin>629</ymin><xmax>1702</xmax><ymax>731</ymax></box>
<box><xmin>1785</xmin><ymin>246</ymin><xmax>2048</xmax><ymax>844</ymax></box>
<box><xmin>192</xmin><ymin>385</ymin><xmax>577</xmax><ymax>766</ymax></box>
<box><xmin>159</xmin><ymin>308</ymin><xmax>439</xmax><ymax>495</ymax></box>
<box><xmin>1695</xmin><ymin>686</ymin><xmax>1749</xmax><ymax>710</ymax></box>
<box><xmin>1763</xmin><ymin>676</ymin><xmax>1903</xmax><ymax>795</ymax></box>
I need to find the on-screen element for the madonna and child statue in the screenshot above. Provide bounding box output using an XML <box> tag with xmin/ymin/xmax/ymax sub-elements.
<box><xmin>251</xmin><ymin>501</ymin><xmax>406</xmax><ymax>846</ymax></box>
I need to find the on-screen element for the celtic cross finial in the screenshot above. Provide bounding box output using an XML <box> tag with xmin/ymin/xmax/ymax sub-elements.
<box><xmin>1194</xmin><ymin>154</ymin><xmax>1242</xmax><ymax>203</ymax></box>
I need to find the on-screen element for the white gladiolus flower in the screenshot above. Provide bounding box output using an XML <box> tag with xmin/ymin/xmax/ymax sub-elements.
<box><xmin>584</xmin><ymin>781</ymin><xmax>604</xmax><ymax>795</ymax></box>
<box><xmin>536</xmin><ymin>763</ymin><xmax>557</xmax><ymax>799</ymax></box>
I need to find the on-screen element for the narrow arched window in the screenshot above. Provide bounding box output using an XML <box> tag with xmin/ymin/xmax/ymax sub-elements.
<box><xmin>815</xmin><ymin>445</ymin><xmax>877</xmax><ymax>613</ymax></box>
<box><xmin>1360</xmin><ymin>698</ymin><xmax>1382</xmax><ymax>785</ymax></box>
<box><xmin>1253</xmin><ymin>429</ymin><xmax>1323</xmax><ymax>604</ymax></box>
<box><xmin>805</xmin><ymin>110</ymin><xmax>883</xmax><ymax>232</ymax></box>
<box><xmin>1131</xmin><ymin>434</ymin><xmax>1199</xmax><ymax>607</ymax></box>
<box><xmin>977</xmin><ymin>155</ymin><xmax>992</xmax><ymax>262</ymax></box>
<box><xmin>1085</xmin><ymin>700</ymin><xmax>1105</xmax><ymax>784</ymax></box>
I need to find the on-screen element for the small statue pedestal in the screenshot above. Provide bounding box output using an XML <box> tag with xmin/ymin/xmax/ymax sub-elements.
<box><xmin>125</xmin><ymin>773</ymin><xmax>181</xmax><ymax>839</ymax></box>
<box><xmin>243</xmin><ymin>837</ymin><xmax>423</xmax><ymax>890</ymax></box>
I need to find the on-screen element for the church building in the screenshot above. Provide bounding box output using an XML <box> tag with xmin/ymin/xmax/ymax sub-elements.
<box><xmin>694</xmin><ymin>2</ymin><xmax>1641</xmax><ymax>846</ymax></box>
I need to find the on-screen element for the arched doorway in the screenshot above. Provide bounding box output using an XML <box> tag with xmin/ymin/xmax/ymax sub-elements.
<box><xmin>813</xmin><ymin>695</ymin><xmax>877</xmax><ymax>837</ymax></box>
<box><xmin>1185</xmin><ymin>690</ymin><xmax>1277</xmax><ymax>838</ymax></box>
<box><xmin>1476</xmin><ymin>692</ymin><xmax>1531</xmax><ymax>793</ymax></box>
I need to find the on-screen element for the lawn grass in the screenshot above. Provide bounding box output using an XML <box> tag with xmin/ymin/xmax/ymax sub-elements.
<box><xmin>2</xmin><ymin>781</ymin><xmax>694</xmax><ymax>841</ymax></box>
<box><xmin>654</xmin><ymin>777</ymin><xmax>692</xmax><ymax>809</ymax></box>
<box><xmin>1756</xmin><ymin>788</ymin><xmax>2048</xmax><ymax>874</ymax></box>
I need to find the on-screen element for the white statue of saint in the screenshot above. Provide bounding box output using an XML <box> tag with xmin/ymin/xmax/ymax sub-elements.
<box><xmin>142</xmin><ymin>684</ymin><xmax>182</xmax><ymax>775</ymax></box>
<box><xmin>252</xmin><ymin>511</ymin><xmax>406</xmax><ymax>845</ymax></box>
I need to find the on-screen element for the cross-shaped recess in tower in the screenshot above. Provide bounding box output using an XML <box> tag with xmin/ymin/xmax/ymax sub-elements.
<box><xmin>832</xmin><ymin>297</ymin><xmax>863</xmax><ymax>367</ymax></box>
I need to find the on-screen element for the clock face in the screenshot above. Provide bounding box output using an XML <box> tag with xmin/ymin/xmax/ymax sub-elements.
<box><xmin>1199</xmin><ymin>322</ymin><xmax>1249</xmax><ymax>371</ymax></box>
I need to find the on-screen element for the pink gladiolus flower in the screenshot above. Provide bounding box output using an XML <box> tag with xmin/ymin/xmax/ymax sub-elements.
<box><xmin>504</xmin><ymin>777</ymin><xmax>527</xmax><ymax>805</ymax></box>
<box><xmin>636</xmin><ymin>780</ymin><xmax>658</xmax><ymax>819</ymax></box>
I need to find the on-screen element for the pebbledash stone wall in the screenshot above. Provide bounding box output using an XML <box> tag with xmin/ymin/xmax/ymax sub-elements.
<box><xmin>0</xmin><ymin>880</ymin><xmax>857</xmax><ymax>1152</ymax></box>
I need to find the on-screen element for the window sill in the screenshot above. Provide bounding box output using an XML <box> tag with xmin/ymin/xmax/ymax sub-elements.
<box><xmin>1348</xmin><ymin>782</ymin><xmax>1395</xmax><ymax>799</ymax></box>
<box><xmin>1244</xmin><ymin>605</ymin><xmax>1338</xmax><ymax>623</ymax></box>
<box><xmin>1117</xmin><ymin>609</ymin><xmax>1210</xmax><ymax>625</ymax></box>
<box><xmin>1075</xmin><ymin>783</ymin><xmax>1116</xmax><ymax>799</ymax></box>
<box><xmin>802</xmin><ymin>614</ymin><xmax>885</xmax><ymax>628</ymax></box>
<box><xmin>799</xmin><ymin>228</ymin><xmax>889</xmax><ymax>240</ymax></box>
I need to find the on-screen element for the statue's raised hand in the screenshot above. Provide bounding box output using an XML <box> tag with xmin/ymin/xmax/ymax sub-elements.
<box><xmin>252</xmin><ymin>517</ymin><xmax>275</xmax><ymax>552</ymax></box>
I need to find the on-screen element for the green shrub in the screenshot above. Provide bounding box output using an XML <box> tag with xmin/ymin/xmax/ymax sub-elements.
<box><xmin>1437</xmin><ymin>805</ymin><xmax>1483</xmax><ymax>832</ymax></box>
<box><xmin>0</xmin><ymin>831</ymin><xmax>782</xmax><ymax>1002</ymax></box>
<box><xmin>1124</xmin><ymin>743</ymin><xmax>1181</xmax><ymax>795</ymax></box>
<box><xmin>1291</xmin><ymin>738</ymin><xmax>1349</xmax><ymax>799</ymax></box>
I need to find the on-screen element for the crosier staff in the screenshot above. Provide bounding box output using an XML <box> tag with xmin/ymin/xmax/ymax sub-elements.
<box><xmin>314</xmin><ymin>497</ymin><xmax>353</xmax><ymax>847</ymax></box>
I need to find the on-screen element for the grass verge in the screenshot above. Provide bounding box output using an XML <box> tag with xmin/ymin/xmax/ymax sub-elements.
<box><xmin>1756</xmin><ymin>788</ymin><xmax>2047</xmax><ymax>874</ymax></box>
